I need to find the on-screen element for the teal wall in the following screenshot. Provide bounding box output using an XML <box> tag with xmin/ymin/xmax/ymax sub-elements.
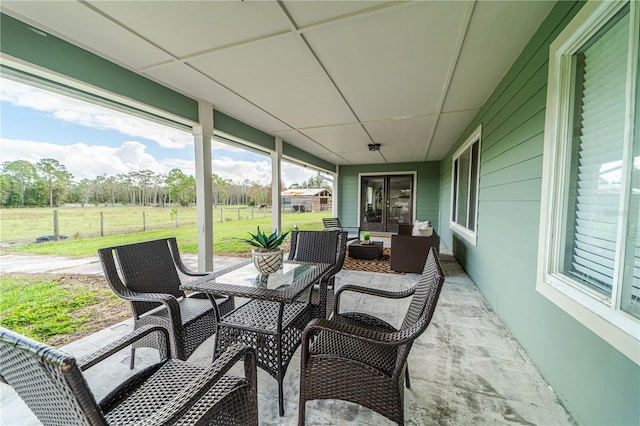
<box><xmin>0</xmin><ymin>13</ymin><xmax>335</xmax><ymax>173</ymax></box>
<box><xmin>438</xmin><ymin>2</ymin><xmax>640</xmax><ymax>425</ymax></box>
<box><xmin>338</xmin><ymin>162</ymin><xmax>440</xmax><ymax>230</ymax></box>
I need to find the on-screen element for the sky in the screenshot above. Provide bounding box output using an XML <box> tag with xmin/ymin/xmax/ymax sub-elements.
<box><xmin>0</xmin><ymin>77</ymin><xmax>319</xmax><ymax>186</ymax></box>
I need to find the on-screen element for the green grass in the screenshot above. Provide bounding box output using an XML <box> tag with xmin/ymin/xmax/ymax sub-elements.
<box><xmin>0</xmin><ymin>275</ymin><xmax>117</xmax><ymax>342</ymax></box>
<box><xmin>0</xmin><ymin>205</ymin><xmax>278</xmax><ymax>245</ymax></box>
<box><xmin>0</xmin><ymin>208</ymin><xmax>330</xmax><ymax>343</ymax></box>
<box><xmin>4</xmin><ymin>210</ymin><xmax>330</xmax><ymax>256</ymax></box>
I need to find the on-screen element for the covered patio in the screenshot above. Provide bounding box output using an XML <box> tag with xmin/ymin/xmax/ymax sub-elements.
<box><xmin>0</xmin><ymin>248</ymin><xmax>575</xmax><ymax>425</ymax></box>
<box><xmin>1</xmin><ymin>1</ymin><xmax>638</xmax><ymax>424</ymax></box>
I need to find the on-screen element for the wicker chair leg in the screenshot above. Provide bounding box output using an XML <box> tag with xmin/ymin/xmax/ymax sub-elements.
<box><xmin>129</xmin><ymin>347</ymin><xmax>136</xmax><ymax>369</ymax></box>
<box><xmin>298</xmin><ymin>398</ymin><xmax>306</xmax><ymax>425</ymax></box>
<box><xmin>405</xmin><ymin>363</ymin><xmax>411</xmax><ymax>388</ymax></box>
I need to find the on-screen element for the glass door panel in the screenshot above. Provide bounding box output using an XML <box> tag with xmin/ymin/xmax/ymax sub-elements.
<box><xmin>387</xmin><ymin>176</ymin><xmax>413</xmax><ymax>233</ymax></box>
<box><xmin>360</xmin><ymin>176</ymin><xmax>385</xmax><ymax>232</ymax></box>
<box><xmin>360</xmin><ymin>175</ymin><xmax>413</xmax><ymax>233</ymax></box>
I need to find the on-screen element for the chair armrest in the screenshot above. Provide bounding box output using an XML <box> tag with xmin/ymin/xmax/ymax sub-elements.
<box><xmin>136</xmin><ymin>344</ymin><xmax>257</xmax><ymax>426</ymax></box>
<box><xmin>334</xmin><ymin>284</ymin><xmax>415</xmax><ymax>314</ymax></box>
<box><xmin>78</xmin><ymin>325</ymin><xmax>170</xmax><ymax>371</ymax></box>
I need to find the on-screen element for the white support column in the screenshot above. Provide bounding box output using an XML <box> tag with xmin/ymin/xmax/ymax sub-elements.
<box><xmin>332</xmin><ymin>165</ymin><xmax>339</xmax><ymax>218</ymax></box>
<box><xmin>271</xmin><ymin>137</ymin><xmax>283</xmax><ymax>233</ymax></box>
<box><xmin>193</xmin><ymin>101</ymin><xmax>214</xmax><ymax>271</ymax></box>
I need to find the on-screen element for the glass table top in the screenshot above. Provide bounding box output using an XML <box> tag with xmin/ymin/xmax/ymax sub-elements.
<box><xmin>210</xmin><ymin>261</ymin><xmax>317</xmax><ymax>291</ymax></box>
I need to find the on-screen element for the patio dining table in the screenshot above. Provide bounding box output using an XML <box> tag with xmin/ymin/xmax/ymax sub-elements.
<box><xmin>180</xmin><ymin>259</ymin><xmax>330</xmax><ymax>416</ymax></box>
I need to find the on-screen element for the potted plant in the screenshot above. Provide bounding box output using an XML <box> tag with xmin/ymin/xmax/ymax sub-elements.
<box><xmin>362</xmin><ymin>232</ymin><xmax>371</xmax><ymax>244</ymax></box>
<box><xmin>240</xmin><ymin>226</ymin><xmax>290</xmax><ymax>274</ymax></box>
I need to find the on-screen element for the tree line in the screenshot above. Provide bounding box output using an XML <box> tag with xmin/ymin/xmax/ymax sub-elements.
<box><xmin>0</xmin><ymin>158</ymin><xmax>331</xmax><ymax>208</ymax></box>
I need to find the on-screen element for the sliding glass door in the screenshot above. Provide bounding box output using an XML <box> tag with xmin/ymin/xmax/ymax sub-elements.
<box><xmin>360</xmin><ymin>175</ymin><xmax>413</xmax><ymax>233</ymax></box>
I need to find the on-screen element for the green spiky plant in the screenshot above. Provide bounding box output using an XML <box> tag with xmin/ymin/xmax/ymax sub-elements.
<box><xmin>240</xmin><ymin>226</ymin><xmax>290</xmax><ymax>252</ymax></box>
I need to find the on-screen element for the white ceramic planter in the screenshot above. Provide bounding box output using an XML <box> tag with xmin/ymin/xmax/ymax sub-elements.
<box><xmin>251</xmin><ymin>247</ymin><xmax>283</xmax><ymax>275</ymax></box>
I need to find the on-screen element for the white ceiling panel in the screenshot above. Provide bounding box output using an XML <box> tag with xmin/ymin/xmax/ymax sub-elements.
<box><xmin>274</xmin><ymin>130</ymin><xmax>333</xmax><ymax>158</ymax></box>
<box><xmin>302</xmin><ymin>124</ymin><xmax>372</xmax><ymax>153</ymax></box>
<box><xmin>430</xmin><ymin>110</ymin><xmax>479</xmax><ymax>148</ymax></box>
<box><xmin>2</xmin><ymin>1</ymin><xmax>171</xmax><ymax>70</ymax></box>
<box><xmin>339</xmin><ymin>150</ymin><xmax>388</xmax><ymax>165</ymax></box>
<box><xmin>363</xmin><ymin>115</ymin><xmax>436</xmax><ymax>146</ymax></box>
<box><xmin>304</xmin><ymin>1</ymin><xmax>469</xmax><ymax>122</ymax></box>
<box><xmin>89</xmin><ymin>1</ymin><xmax>289</xmax><ymax>59</ymax></box>
<box><xmin>146</xmin><ymin>63</ymin><xmax>290</xmax><ymax>133</ymax></box>
<box><xmin>382</xmin><ymin>146</ymin><xmax>430</xmax><ymax>164</ymax></box>
<box><xmin>443</xmin><ymin>1</ymin><xmax>554</xmax><ymax>112</ymax></box>
<box><xmin>189</xmin><ymin>33</ymin><xmax>356</xmax><ymax>129</ymax></box>
<box><xmin>2</xmin><ymin>1</ymin><xmax>554</xmax><ymax>167</ymax></box>
<box><xmin>283</xmin><ymin>1</ymin><xmax>386</xmax><ymax>28</ymax></box>
<box><xmin>426</xmin><ymin>145</ymin><xmax>452</xmax><ymax>161</ymax></box>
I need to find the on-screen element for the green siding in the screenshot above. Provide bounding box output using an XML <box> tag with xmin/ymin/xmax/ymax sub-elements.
<box><xmin>439</xmin><ymin>2</ymin><xmax>640</xmax><ymax>425</ymax></box>
<box><xmin>282</xmin><ymin>142</ymin><xmax>335</xmax><ymax>173</ymax></box>
<box><xmin>213</xmin><ymin>110</ymin><xmax>275</xmax><ymax>151</ymax></box>
<box><xmin>0</xmin><ymin>13</ymin><xmax>198</xmax><ymax>123</ymax></box>
<box><xmin>338</xmin><ymin>162</ymin><xmax>440</xmax><ymax>231</ymax></box>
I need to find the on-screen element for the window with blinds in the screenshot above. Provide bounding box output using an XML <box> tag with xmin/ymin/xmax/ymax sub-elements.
<box><xmin>539</xmin><ymin>0</ymin><xmax>639</xmax><ymax>364</ymax></box>
<box><xmin>450</xmin><ymin>126</ymin><xmax>481</xmax><ymax>245</ymax></box>
<box><xmin>562</xmin><ymin>8</ymin><xmax>629</xmax><ymax>298</ymax></box>
<box><xmin>556</xmin><ymin>3</ymin><xmax>640</xmax><ymax>321</ymax></box>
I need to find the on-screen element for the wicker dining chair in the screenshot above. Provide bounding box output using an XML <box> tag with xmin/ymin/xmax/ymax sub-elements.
<box><xmin>298</xmin><ymin>247</ymin><xmax>445</xmax><ymax>425</ymax></box>
<box><xmin>98</xmin><ymin>237</ymin><xmax>234</xmax><ymax>367</ymax></box>
<box><xmin>322</xmin><ymin>217</ymin><xmax>360</xmax><ymax>242</ymax></box>
<box><xmin>0</xmin><ymin>325</ymin><xmax>258</xmax><ymax>425</ymax></box>
<box><xmin>289</xmin><ymin>229</ymin><xmax>347</xmax><ymax>319</ymax></box>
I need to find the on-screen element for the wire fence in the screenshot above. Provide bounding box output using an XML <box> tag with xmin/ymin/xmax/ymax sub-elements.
<box><xmin>0</xmin><ymin>205</ymin><xmax>307</xmax><ymax>245</ymax></box>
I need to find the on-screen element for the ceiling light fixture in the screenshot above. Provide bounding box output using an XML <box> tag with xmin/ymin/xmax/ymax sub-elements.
<box><xmin>368</xmin><ymin>143</ymin><xmax>381</xmax><ymax>151</ymax></box>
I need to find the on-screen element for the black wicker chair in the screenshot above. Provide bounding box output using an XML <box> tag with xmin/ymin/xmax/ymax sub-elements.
<box><xmin>98</xmin><ymin>238</ymin><xmax>234</xmax><ymax>366</ymax></box>
<box><xmin>298</xmin><ymin>247</ymin><xmax>445</xmax><ymax>425</ymax></box>
<box><xmin>289</xmin><ymin>230</ymin><xmax>347</xmax><ymax>319</ymax></box>
<box><xmin>0</xmin><ymin>325</ymin><xmax>258</xmax><ymax>425</ymax></box>
<box><xmin>322</xmin><ymin>217</ymin><xmax>360</xmax><ymax>242</ymax></box>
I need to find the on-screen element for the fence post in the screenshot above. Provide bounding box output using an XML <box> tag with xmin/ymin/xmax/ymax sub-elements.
<box><xmin>176</xmin><ymin>211</ymin><xmax>179</xmax><ymax>227</ymax></box>
<box><xmin>100</xmin><ymin>212</ymin><xmax>104</xmax><ymax>237</ymax></box>
<box><xmin>143</xmin><ymin>211</ymin><xmax>146</xmax><ymax>231</ymax></box>
<box><xmin>53</xmin><ymin>210</ymin><xmax>59</xmax><ymax>241</ymax></box>
<box><xmin>237</xmin><ymin>208</ymin><xmax>240</xmax><ymax>220</ymax></box>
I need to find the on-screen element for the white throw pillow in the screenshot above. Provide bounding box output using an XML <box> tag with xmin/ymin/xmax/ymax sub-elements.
<box><xmin>412</xmin><ymin>220</ymin><xmax>433</xmax><ymax>237</ymax></box>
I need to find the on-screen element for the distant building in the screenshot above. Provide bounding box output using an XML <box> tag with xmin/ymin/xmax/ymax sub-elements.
<box><xmin>281</xmin><ymin>188</ymin><xmax>332</xmax><ymax>212</ymax></box>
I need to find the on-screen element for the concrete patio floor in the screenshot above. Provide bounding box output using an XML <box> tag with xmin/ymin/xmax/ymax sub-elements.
<box><xmin>0</xmin><ymin>248</ymin><xmax>575</xmax><ymax>425</ymax></box>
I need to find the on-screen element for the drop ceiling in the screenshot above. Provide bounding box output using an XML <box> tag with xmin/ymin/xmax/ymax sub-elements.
<box><xmin>0</xmin><ymin>0</ymin><xmax>554</xmax><ymax>166</ymax></box>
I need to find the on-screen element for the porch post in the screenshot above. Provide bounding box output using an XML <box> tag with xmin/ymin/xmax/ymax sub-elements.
<box><xmin>271</xmin><ymin>137</ymin><xmax>282</xmax><ymax>233</ymax></box>
<box><xmin>332</xmin><ymin>165</ymin><xmax>339</xmax><ymax>218</ymax></box>
<box><xmin>193</xmin><ymin>100</ymin><xmax>214</xmax><ymax>271</ymax></box>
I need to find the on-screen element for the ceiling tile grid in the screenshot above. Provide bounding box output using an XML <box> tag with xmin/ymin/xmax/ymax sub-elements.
<box><xmin>0</xmin><ymin>0</ymin><xmax>555</xmax><ymax>165</ymax></box>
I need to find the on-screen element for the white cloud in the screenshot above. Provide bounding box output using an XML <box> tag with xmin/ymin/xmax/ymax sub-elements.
<box><xmin>211</xmin><ymin>156</ymin><xmax>272</xmax><ymax>184</ymax></box>
<box><xmin>0</xmin><ymin>78</ymin><xmax>192</xmax><ymax>149</ymax></box>
<box><xmin>1</xmin><ymin>137</ymin><xmax>319</xmax><ymax>186</ymax></box>
<box><xmin>0</xmin><ymin>138</ymin><xmax>168</xmax><ymax>180</ymax></box>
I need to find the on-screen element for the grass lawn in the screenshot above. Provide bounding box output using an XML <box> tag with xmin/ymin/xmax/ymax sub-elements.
<box><xmin>3</xmin><ymin>210</ymin><xmax>330</xmax><ymax>256</ymax></box>
<box><xmin>0</xmin><ymin>208</ymin><xmax>331</xmax><ymax>344</ymax></box>
<box><xmin>0</xmin><ymin>273</ymin><xmax>129</xmax><ymax>346</ymax></box>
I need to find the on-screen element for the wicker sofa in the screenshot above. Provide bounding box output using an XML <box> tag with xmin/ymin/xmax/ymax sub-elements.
<box><xmin>391</xmin><ymin>224</ymin><xmax>440</xmax><ymax>273</ymax></box>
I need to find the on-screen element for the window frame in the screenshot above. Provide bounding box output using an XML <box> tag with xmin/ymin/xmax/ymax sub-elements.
<box><xmin>450</xmin><ymin>125</ymin><xmax>482</xmax><ymax>245</ymax></box>
<box><xmin>537</xmin><ymin>0</ymin><xmax>640</xmax><ymax>365</ymax></box>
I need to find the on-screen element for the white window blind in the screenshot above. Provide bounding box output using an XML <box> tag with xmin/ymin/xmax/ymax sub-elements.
<box><xmin>562</xmin><ymin>9</ymin><xmax>630</xmax><ymax>298</ymax></box>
